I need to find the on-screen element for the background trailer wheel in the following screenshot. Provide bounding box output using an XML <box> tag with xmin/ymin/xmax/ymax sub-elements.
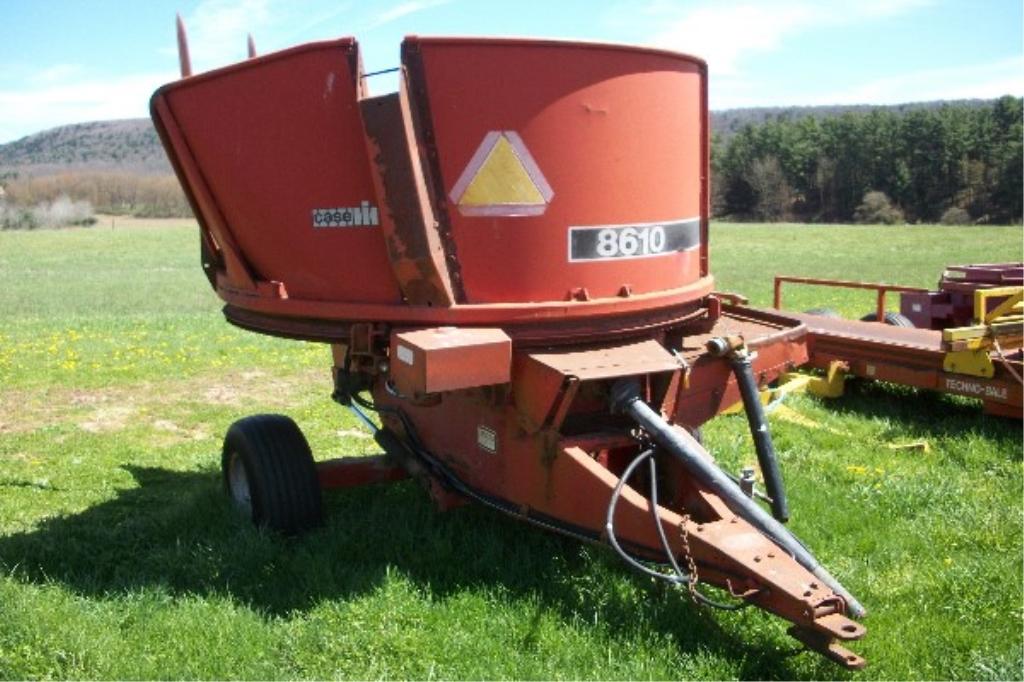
<box><xmin>859</xmin><ymin>311</ymin><xmax>915</xmax><ymax>327</ymax></box>
<box><xmin>221</xmin><ymin>414</ymin><xmax>323</xmax><ymax>534</ymax></box>
<box><xmin>803</xmin><ymin>307</ymin><xmax>842</xmax><ymax>318</ymax></box>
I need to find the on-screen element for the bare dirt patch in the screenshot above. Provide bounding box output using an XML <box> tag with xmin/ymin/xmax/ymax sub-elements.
<box><xmin>78</xmin><ymin>405</ymin><xmax>136</xmax><ymax>433</ymax></box>
<box><xmin>1</xmin><ymin>367</ymin><xmax>324</xmax><ymax>435</ymax></box>
<box><xmin>201</xmin><ymin>385</ymin><xmax>244</xmax><ymax>406</ymax></box>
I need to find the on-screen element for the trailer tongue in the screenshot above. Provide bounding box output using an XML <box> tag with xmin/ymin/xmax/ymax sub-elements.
<box><xmin>151</xmin><ymin>28</ymin><xmax>867</xmax><ymax>669</ymax></box>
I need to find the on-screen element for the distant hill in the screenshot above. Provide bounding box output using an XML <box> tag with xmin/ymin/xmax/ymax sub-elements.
<box><xmin>0</xmin><ymin>119</ymin><xmax>170</xmax><ymax>177</ymax></box>
<box><xmin>0</xmin><ymin>98</ymin><xmax>1007</xmax><ymax>178</ymax></box>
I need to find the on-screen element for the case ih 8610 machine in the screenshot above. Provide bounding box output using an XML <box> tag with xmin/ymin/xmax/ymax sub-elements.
<box><xmin>151</xmin><ymin>26</ymin><xmax>870</xmax><ymax>668</ymax></box>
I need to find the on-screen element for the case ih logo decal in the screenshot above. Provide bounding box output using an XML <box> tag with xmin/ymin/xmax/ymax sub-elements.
<box><xmin>312</xmin><ymin>201</ymin><xmax>379</xmax><ymax>228</ymax></box>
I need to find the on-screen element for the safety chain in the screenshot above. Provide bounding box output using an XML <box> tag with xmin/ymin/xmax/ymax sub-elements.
<box><xmin>678</xmin><ymin>513</ymin><xmax>700</xmax><ymax>604</ymax></box>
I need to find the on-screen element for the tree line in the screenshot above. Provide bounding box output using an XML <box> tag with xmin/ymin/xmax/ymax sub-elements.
<box><xmin>711</xmin><ymin>95</ymin><xmax>1023</xmax><ymax>224</ymax></box>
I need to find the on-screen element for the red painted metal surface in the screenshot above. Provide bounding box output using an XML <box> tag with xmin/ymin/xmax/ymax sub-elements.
<box><xmin>512</xmin><ymin>338</ymin><xmax>684</xmax><ymax>433</ymax></box>
<box><xmin>774</xmin><ymin>275</ymin><xmax>928</xmax><ymax>323</ymax></box>
<box><xmin>390</xmin><ymin>327</ymin><xmax>512</xmax><ymax>396</ymax></box>
<box><xmin>773</xmin><ymin>268</ymin><xmax>1023</xmax><ymax>416</ymax></box>
<box><xmin>673</xmin><ymin>306</ymin><xmax>809</xmax><ymax>427</ymax></box>
<box><xmin>407</xmin><ymin>37</ymin><xmax>708</xmax><ymax>304</ymax></box>
<box><xmin>153</xmin><ymin>39</ymin><xmax>400</xmax><ymax>305</ymax></box>
<box><xmin>151</xmin><ymin>37</ymin><xmax>714</xmax><ymax>340</ymax></box>
<box><xmin>361</xmin><ymin>91</ymin><xmax>457</xmax><ymax>307</ymax></box>
<box><xmin>773</xmin><ymin>264</ymin><xmax>1024</xmax><ymax>331</ymax></box>
<box><xmin>317</xmin><ymin>454</ymin><xmax>409</xmax><ymax>489</ymax></box>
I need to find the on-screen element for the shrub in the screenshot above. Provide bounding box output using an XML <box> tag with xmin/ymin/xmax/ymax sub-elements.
<box><xmin>1</xmin><ymin>195</ymin><xmax>95</xmax><ymax>230</ymax></box>
<box><xmin>854</xmin><ymin>191</ymin><xmax>905</xmax><ymax>225</ymax></box>
<box><xmin>0</xmin><ymin>203</ymin><xmax>39</xmax><ymax>230</ymax></box>
<box><xmin>940</xmin><ymin>206</ymin><xmax>972</xmax><ymax>225</ymax></box>
<box><xmin>3</xmin><ymin>172</ymin><xmax>190</xmax><ymax>218</ymax></box>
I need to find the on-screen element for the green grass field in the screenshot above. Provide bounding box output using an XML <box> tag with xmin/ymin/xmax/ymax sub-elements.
<box><xmin>0</xmin><ymin>219</ymin><xmax>1021</xmax><ymax>679</ymax></box>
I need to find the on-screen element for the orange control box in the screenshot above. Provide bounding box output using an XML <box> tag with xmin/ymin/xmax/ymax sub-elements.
<box><xmin>390</xmin><ymin>327</ymin><xmax>512</xmax><ymax>396</ymax></box>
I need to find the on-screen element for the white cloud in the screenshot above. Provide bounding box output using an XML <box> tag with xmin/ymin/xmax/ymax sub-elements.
<box><xmin>652</xmin><ymin>3</ymin><xmax>813</xmax><ymax>74</ymax></box>
<box><xmin>704</xmin><ymin>56</ymin><xmax>1024</xmax><ymax>111</ymax></box>
<box><xmin>36</xmin><ymin>64</ymin><xmax>85</xmax><ymax>84</ymax></box>
<box><xmin>277</xmin><ymin>2</ymin><xmax>355</xmax><ymax>42</ymax></box>
<box><xmin>0</xmin><ymin>70</ymin><xmax>175</xmax><ymax>144</ymax></box>
<box><xmin>647</xmin><ymin>0</ymin><xmax>931</xmax><ymax>75</ymax></box>
<box><xmin>0</xmin><ymin>0</ymin><xmax>457</xmax><ymax>143</ymax></box>
<box><xmin>179</xmin><ymin>0</ymin><xmax>275</xmax><ymax>73</ymax></box>
<box><xmin>365</xmin><ymin>0</ymin><xmax>451</xmax><ymax>30</ymax></box>
<box><xmin>806</xmin><ymin>56</ymin><xmax>1024</xmax><ymax>105</ymax></box>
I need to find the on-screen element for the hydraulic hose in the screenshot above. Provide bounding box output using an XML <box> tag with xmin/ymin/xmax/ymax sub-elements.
<box><xmin>722</xmin><ymin>348</ymin><xmax>790</xmax><ymax>522</ymax></box>
<box><xmin>609</xmin><ymin>378</ymin><xmax>866</xmax><ymax>619</ymax></box>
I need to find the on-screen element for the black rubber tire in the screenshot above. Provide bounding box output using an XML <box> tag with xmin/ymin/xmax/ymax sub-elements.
<box><xmin>221</xmin><ymin>414</ymin><xmax>323</xmax><ymax>535</ymax></box>
<box><xmin>803</xmin><ymin>307</ymin><xmax>842</xmax><ymax>319</ymax></box>
<box><xmin>859</xmin><ymin>311</ymin><xmax>915</xmax><ymax>327</ymax></box>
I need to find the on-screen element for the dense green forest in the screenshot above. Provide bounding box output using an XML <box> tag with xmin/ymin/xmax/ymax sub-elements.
<box><xmin>711</xmin><ymin>95</ymin><xmax>1023</xmax><ymax>224</ymax></box>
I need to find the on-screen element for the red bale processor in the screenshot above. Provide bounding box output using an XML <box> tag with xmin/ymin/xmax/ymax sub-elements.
<box><xmin>151</xmin><ymin>27</ymin><xmax>867</xmax><ymax>669</ymax></box>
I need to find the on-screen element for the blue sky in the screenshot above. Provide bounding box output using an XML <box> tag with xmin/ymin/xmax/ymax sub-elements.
<box><xmin>0</xmin><ymin>0</ymin><xmax>1021</xmax><ymax>143</ymax></box>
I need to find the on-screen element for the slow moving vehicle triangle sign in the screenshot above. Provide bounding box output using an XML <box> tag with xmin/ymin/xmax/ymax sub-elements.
<box><xmin>449</xmin><ymin>131</ymin><xmax>553</xmax><ymax>216</ymax></box>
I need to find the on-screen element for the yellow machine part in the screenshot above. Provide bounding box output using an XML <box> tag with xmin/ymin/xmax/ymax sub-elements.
<box><xmin>941</xmin><ymin>285</ymin><xmax>1022</xmax><ymax>378</ymax></box>
<box><xmin>721</xmin><ymin>360</ymin><xmax>847</xmax><ymax>415</ymax></box>
<box><xmin>943</xmin><ymin>349</ymin><xmax>995</xmax><ymax>378</ymax></box>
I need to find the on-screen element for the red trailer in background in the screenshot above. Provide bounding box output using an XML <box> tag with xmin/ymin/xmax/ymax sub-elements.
<box><xmin>774</xmin><ymin>267</ymin><xmax>1023</xmax><ymax>418</ymax></box>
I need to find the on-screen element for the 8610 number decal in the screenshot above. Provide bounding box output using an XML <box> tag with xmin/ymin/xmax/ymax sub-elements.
<box><xmin>568</xmin><ymin>218</ymin><xmax>700</xmax><ymax>262</ymax></box>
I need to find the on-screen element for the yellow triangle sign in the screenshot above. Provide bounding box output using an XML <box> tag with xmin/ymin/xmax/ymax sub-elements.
<box><xmin>460</xmin><ymin>135</ymin><xmax>545</xmax><ymax>206</ymax></box>
<box><xmin>449</xmin><ymin>131</ymin><xmax>553</xmax><ymax>217</ymax></box>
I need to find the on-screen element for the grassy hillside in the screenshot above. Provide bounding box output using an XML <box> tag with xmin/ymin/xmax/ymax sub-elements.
<box><xmin>0</xmin><ymin>221</ymin><xmax>1020</xmax><ymax>679</ymax></box>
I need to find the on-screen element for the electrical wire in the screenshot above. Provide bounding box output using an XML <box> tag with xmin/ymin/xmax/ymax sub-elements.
<box><xmin>605</xmin><ymin>447</ymin><xmax>755</xmax><ymax>611</ymax></box>
<box><xmin>647</xmin><ymin>455</ymin><xmax>688</xmax><ymax>581</ymax></box>
<box><xmin>604</xmin><ymin>449</ymin><xmax>687</xmax><ymax>585</ymax></box>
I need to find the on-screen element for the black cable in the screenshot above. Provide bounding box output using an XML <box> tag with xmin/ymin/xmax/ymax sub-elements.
<box><xmin>340</xmin><ymin>375</ymin><xmax>599</xmax><ymax>544</ymax></box>
<box><xmin>361</xmin><ymin>66</ymin><xmax>400</xmax><ymax>78</ymax></box>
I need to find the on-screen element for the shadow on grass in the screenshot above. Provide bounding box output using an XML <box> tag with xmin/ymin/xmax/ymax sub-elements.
<box><xmin>825</xmin><ymin>379</ymin><xmax>1021</xmax><ymax>457</ymax></box>
<box><xmin>0</xmin><ymin>463</ymin><xmax>832</xmax><ymax>680</ymax></box>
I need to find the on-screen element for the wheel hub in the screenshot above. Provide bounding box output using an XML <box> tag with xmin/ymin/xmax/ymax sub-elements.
<box><xmin>226</xmin><ymin>451</ymin><xmax>252</xmax><ymax>517</ymax></box>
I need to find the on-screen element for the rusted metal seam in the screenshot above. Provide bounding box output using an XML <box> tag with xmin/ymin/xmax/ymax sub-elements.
<box><xmin>400</xmin><ymin>41</ymin><xmax>467</xmax><ymax>303</ymax></box>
